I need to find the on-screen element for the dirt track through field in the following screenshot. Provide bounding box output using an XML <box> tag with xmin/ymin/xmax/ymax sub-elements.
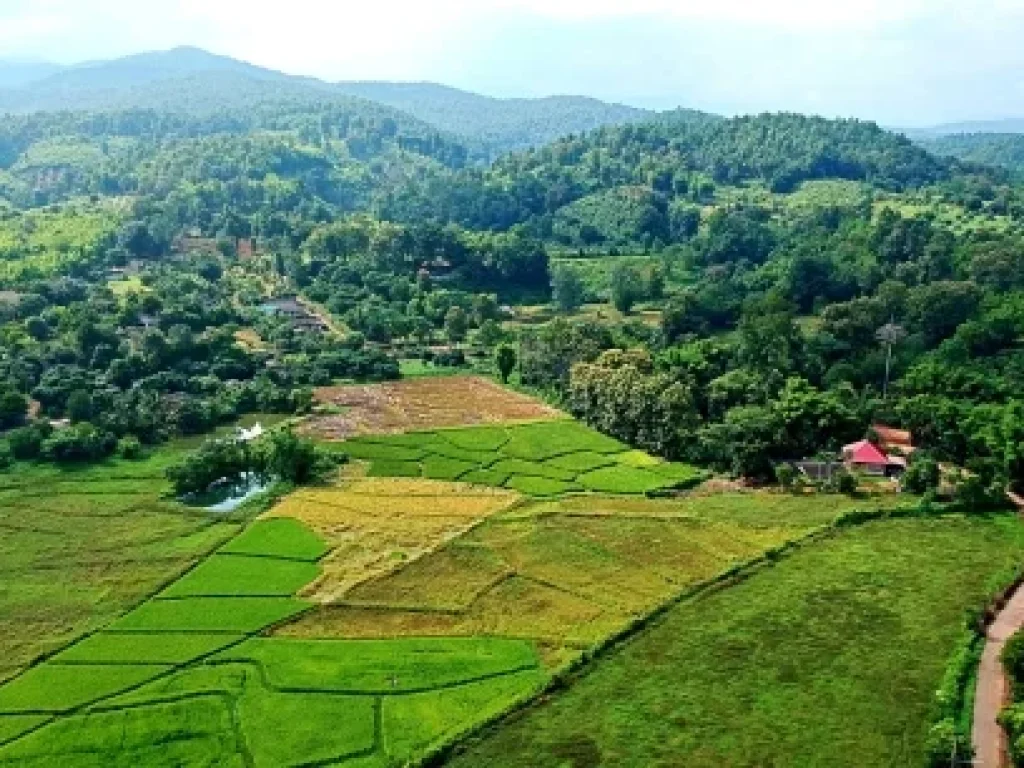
<box><xmin>973</xmin><ymin>585</ymin><xmax>1024</xmax><ymax>767</ymax></box>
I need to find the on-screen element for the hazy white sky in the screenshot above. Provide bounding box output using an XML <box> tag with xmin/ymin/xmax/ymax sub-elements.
<box><xmin>1</xmin><ymin>0</ymin><xmax>1022</xmax><ymax>125</ymax></box>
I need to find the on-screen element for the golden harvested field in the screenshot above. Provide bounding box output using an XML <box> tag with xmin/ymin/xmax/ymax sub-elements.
<box><xmin>267</xmin><ymin>477</ymin><xmax>521</xmax><ymax>602</ymax></box>
<box><xmin>278</xmin><ymin>492</ymin><xmax>850</xmax><ymax>659</ymax></box>
<box><xmin>305</xmin><ymin>375</ymin><xmax>563</xmax><ymax>438</ymax></box>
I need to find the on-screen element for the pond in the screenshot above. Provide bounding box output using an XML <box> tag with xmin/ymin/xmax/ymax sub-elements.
<box><xmin>190</xmin><ymin>472</ymin><xmax>272</xmax><ymax>513</ymax></box>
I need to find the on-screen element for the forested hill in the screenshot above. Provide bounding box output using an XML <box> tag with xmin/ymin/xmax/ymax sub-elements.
<box><xmin>920</xmin><ymin>133</ymin><xmax>1024</xmax><ymax>174</ymax></box>
<box><xmin>331</xmin><ymin>82</ymin><xmax>651</xmax><ymax>157</ymax></box>
<box><xmin>0</xmin><ymin>103</ymin><xmax>470</xmax><ymax>210</ymax></box>
<box><xmin>0</xmin><ymin>47</ymin><xmax>652</xmax><ymax>158</ymax></box>
<box><xmin>381</xmin><ymin>111</ymin><xmax>965</xmax><ymax>233</ymax></box>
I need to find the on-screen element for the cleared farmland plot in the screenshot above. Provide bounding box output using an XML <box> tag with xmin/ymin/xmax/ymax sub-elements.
<box><xmin>340</xmin><ymin>420</ymin><xmax>707</xmax><ymax>497</ymax></box>
<box><xmin>306</xmin><ymin>374</ymin><xmax>564</xmax><ymax>438</ymax></box>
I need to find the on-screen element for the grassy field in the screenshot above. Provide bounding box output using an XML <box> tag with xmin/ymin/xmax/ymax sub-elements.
<box><xmin>339</xmin><ymin>420</ymin><xmax>708</xmax><ymax>497</ymax></box>
<box><xmin>0</xmin><ymin>448</ymin><xmax>239</xmax><ymax>684</ymax></box>
<box><xmin>445</xmin><ymin>514</ymin><xmax>1024</xmax><ymax>768</ymax></box>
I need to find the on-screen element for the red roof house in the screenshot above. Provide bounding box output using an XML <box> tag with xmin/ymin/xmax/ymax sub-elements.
<box><xmin>843</xmin><ymin>440</ymin><xmax>895</xmax><ymax>475</ymax></box>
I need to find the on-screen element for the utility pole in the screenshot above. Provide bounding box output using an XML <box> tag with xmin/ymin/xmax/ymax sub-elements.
<box><xmin>876</xmin><ymin>319</ymin><xmax>907</xmax><ymax>400</ymax></box>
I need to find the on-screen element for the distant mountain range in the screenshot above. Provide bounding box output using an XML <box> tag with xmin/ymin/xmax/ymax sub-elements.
<box><xmin>911</xmin><ymin>118</ymin><xmax>1024</xmax><ymax>138</ymax></box>
<box><xmin>0</xmin><ymin>47</ymin><xmax>650</xmax><ymax>157</ymax></box>
<box><xmin>917</xmin><ymin>133</ymin><xmax>1024</xmax><ymax>174</ymax></box>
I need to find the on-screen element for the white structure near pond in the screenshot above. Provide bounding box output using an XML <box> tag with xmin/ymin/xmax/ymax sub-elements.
<box><xmin>237</xmin><ymin>423</ymin><xmax>265</xmax><ymax>442</ymax></box>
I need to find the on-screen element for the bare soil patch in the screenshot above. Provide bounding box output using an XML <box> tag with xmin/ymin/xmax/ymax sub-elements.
<box><xmin>304</xmin><ymin>375</ymin><xmax>563</xmax><ymax>439</ymax></box>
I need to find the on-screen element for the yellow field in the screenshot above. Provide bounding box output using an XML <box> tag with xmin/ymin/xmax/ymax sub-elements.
<box><xmin>277</xmin><ymin>492</ymin><xmax>840</xmax><ymax>659</ymax></box>
<box><xmin>267</xmin><ymin>478</ymin><xmax>521</xmax><ymax>602</ymax></box>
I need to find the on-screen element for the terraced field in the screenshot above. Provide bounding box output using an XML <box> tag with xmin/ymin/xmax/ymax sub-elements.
<box><xmin>0</xmin><ymin>518</ymin><xmax>546</xmax><ymax>767</ymax></box>
<box><xmin>269</xmin><ymin>478</ymin><xmax>522</xmax><ymax>602</ymax></box>
<box><xmin>282</xmin><ymin>489</ymin><xmax>909</xmax><ymax>665</ymax></box>
<box><xmin>339</xmin><ymin>420</ymin><xmax>708</xmax><ymax>496</ymax></box>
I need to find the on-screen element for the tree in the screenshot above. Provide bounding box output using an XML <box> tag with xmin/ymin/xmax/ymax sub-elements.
<box><xmin>551</xmin><ymin>265</ymin><xmax>585</xmax><ymax>314</ymax></box>
<box><xmin>609</xmin><ymin>263</ymin><xmax>641</xmax><ymax>314</ymax></box>
<box><xmin>496</xmin><ymin>345</ymin><xmax>517</xmax><ymax>384</ymax></box>
<box><xmin>477</xmin><ymin>319</ymin><xmax>505</xmax><ymax>348</ymax></box>
<box><xmin>24</xmin><ymin>316</ymin><xmax>50</xmax><ymax>341</ymax></box>
<box><xmin>260</xmin><ymin>429</ymin><xmax>339</xmax><ymax>485</ymax></box>
<box><xmin>66</xmin><ymin>390</ymin><xmax>93</xmax><ymax>424</ymax></box>
<box><xmin>0</xmin><ymin>391</ymin><xmax>27</xmax><ymax>430</ymax></box>
<box><xmin>908</xmin><ymin>281</ymin><xmax>983</xmax><ymax>346</ymax></box>
<box><xmin>444</xmin><ymin>306</ymin><xmax>469</xmax><ymax>344</ymax></box>
<box><xmin>902</xmin><ymin>454</ymin><xmax>941</xmax><ymax>495</ymax></box>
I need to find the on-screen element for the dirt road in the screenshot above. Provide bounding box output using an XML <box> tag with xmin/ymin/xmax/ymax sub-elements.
<box><xmin>973</xmin><ymin>586</ymin><xmax>1024</xmax><ymax>767</ymax></box>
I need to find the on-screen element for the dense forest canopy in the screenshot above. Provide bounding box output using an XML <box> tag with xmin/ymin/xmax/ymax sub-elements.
<box><xmin>920</xmin><ymin>133</ymin><xmax>1024</xmax><ymax>175</ymax></box>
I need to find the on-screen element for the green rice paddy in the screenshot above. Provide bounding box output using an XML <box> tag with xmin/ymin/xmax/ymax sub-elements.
<box><xmin>342</xmin><ymin>420</ymin><xmax>707</xmax><ymax>496</ymax></box>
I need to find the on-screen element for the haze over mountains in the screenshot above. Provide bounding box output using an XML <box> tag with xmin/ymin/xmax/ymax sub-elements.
<box><xmin>1</xmin><ymin>46</ymin><xmax>1023</xmax><ymax>171</ymax></box>
<box><xmin>0</xmin><ymin>47</ymin><xmax>650</xmax><ymax>158</ymax></box>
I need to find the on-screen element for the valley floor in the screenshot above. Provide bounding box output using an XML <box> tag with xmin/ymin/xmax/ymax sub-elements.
<box><xmin>0</xmin><ymin>383</ymin><xmax>1016</xmax><ymax>767</ymax></box>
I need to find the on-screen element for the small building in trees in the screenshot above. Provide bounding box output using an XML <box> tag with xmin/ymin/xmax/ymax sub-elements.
<box><xmin>842</xmin><ymin>438</ymin><xmax>907</xmax><ymax>477</ymax></box>
<box><xmin>871</xmin><ymin>424</ymin><xmax>915</xmax><ymax>459</ymax></box>
<box><xmin>259</xmin><ymin>296</ymin><xmax>328</xmax><ymax>333</ymax></box>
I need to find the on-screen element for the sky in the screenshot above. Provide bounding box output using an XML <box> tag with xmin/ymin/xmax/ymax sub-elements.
<box><xmin>0</xmin><ymin>0</ymin><xmax>1022</xmax><ymax>126</ymax></box>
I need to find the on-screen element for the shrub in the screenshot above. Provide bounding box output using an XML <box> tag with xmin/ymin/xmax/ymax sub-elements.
<box><xmin>118</xmin><ymin>436</ymin><xmax>143</xmax><ymax>460</ymax></box>
<box><xmin>1004</xmin><ymin>629</ymin><xmax>1024</xmax><ymax>692</ymax></box>
<box><xmin>40</xmin><ymin>424</ymin><xmax>117</xmax><ymax>463</ymax></box>
<box><xmin>836</xmin><ymin>470</ymin><xmax>859</xmax><ymax>496</ymax></box>
<box><xmin>904</xmin><ymin>454</ymin><xmax>941</xmax><ymax>495</ymax></box>
<box><xmin>0</xmin><ymin>440</ymin><xmax>12</xmax><ymax>469</ymax></box>
<box><xmin>775</xmin><ymin>463</ymin><xmax>797</xmax><ymax>491</ymax></box>
<box><xmin>6</xmin><ymin>422</ymin><xmax>49</xmax><ymax>460</ymax></box>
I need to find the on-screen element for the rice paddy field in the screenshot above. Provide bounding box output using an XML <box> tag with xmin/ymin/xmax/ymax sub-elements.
<box><xmin>338</xmin><ymin>419</ymin><xmax>709</xmax><ymax>497</ymax></box>
<box><xmin>2</xmin><ymin>381</ymin><xmax>1022</xmax><ymax>767</ymax></box>
<box><xmin>446</xmin><ymin>514</ymin><xmax>1024</xmax><ymax>768</ymax></box>
<box><xmin>0</xmin><ymin>449</ymin><xmax>240</xmax><ymax>685</ymax></box>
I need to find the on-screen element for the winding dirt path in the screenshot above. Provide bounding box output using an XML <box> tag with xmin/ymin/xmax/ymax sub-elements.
<box><xmin>973</xmin><ymin>585</ymin><xmax>1024</xmax><ymax>767</ymax></box>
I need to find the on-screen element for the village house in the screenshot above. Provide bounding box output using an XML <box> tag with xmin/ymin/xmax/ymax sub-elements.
<box><xmin>259</xmin><ymin>296</ymin><xmax>328</xmax><ymax>333</ymax></box>
<box><xmin>842</xmin><ymin>425</ymin><xmax>915</xmax><ymax>477</ymax></box>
